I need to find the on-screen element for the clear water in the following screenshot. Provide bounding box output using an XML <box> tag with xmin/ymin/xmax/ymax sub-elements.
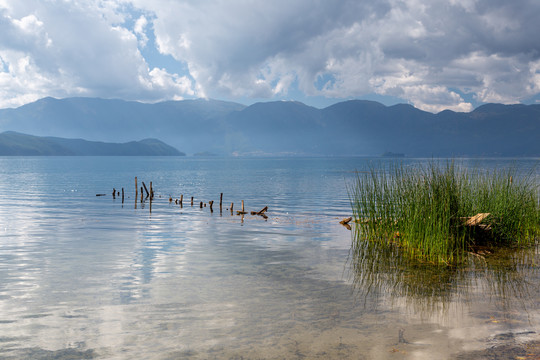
<box><xmin>0</xmin><ymin>156</ymin><xmax>538</xmax><ymax>359</ymax></box>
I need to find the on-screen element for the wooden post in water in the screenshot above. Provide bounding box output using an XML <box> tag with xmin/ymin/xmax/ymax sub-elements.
<box><xmin>237</xmin><ymin>200</ymin><xmax>247</xmax><ymax>215</ymax></box>
<box><xmin>135</xmin><ymin>177</ymin><xmax>138</xmax><ymax>209</ymax></box>
<box><xmin>112</xmin><ymin>188</ymin><xmax>116</xmax><ymax>199</ymax></box>
<box><xmin>140</xmin><ymin>187</ymin><xmax>143</xmax><ymax>203</ymax></box>
<box><xmin>191</xmin><ymin>197</ymin><xmax>194</xmax><ymax>206</ymax></box>
<box><xmin>200</xmin><ymin>201</ymin><xmax>203</xmax><ymax>208</ymax></box>
<box><xmin>220</xmin><ymin>193</ymin><xmax>223</xmax><ymax>211</ymax></box>
<box><xmin>180</xmin><ymin>194</ymin><xmax>183</xmax><ymax>207</ymax></box>
<box><xmin>149</xmin><ymin>183</ymin><xmax>153</xmax><ymax>213</ymax></box>
<box><xmin>209</xmin><ymin>200</ymin><xmax>214</xmax><ymax>212</ymax></box>
<box><xmin>230</xmin><ymin>202</ymin><xmax>234</xmax><ymax>214</ymax></box>
<box><xmin>121</xmin><ymin>188</ymin><xmax>124</xmax><ymax>204</ymax></box>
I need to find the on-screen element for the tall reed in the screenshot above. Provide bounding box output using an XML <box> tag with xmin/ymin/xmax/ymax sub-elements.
<box><xmin>350</xmin><ymin>161</ymin><xmax>540</xmax><ymax>264</ymax></box>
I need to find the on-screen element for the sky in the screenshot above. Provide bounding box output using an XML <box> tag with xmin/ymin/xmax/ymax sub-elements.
<box><xmin>1</xmin><ymin>0</ymin><xmax>539</xmax><ymax>113</ymax></box>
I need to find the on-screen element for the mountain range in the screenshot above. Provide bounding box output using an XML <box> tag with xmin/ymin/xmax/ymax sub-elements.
<box><xmin>0</xmin><ymin>97</ymin><xmax>539</xmax><ymax>156</ymax></box>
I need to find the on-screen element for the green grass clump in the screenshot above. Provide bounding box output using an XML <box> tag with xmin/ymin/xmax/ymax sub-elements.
<box><xmin>350</xmin><ymin>161</ymin><xmax>540</xmax><ymax>264</ymax></box>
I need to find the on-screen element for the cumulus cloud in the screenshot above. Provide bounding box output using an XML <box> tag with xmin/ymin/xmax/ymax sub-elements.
<box><xmin>125</xmin><ymin>0</ymin><xmax>540</xmax><ymax>112</ymax></box>
<box><xmin>133</xmin><ymin>15</ymin><xmax>148</xmax><ymax>47</ymax></box>
<box><xmin>131</xmin><ymin>0</ymin><xmax>386</xmax><ymax>99</ymax></box>
<box><xmin>1</xmin><ymin>0</ymin><xmax>540</xmax><ymax>111</ymax></box>
<box><xmin>0</xmin><ymin>0</ymin><xmax>197</xmax><ymax>108</ymax></box>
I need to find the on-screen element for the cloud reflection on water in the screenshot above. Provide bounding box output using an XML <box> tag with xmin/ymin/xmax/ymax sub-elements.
<box><xmin>0</xmin><ymin>157</ymin><xmax>539</xmax><ymax>359</ymax></box>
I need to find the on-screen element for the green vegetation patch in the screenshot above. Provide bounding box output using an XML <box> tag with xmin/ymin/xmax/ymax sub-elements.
<box><xmin>350</xmin><ymin>161</ymin><xmax>540</xmax><ymax>264</ymax></box>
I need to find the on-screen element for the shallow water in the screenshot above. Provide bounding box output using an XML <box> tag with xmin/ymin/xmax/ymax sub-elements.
<box><xmin>0</xmin><ymin>156</ymin><xmax>539</xmax><ymax>359</ymax></box>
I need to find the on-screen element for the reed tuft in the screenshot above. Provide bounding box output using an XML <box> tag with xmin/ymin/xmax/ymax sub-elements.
<box><xmin>350</xmin><ymin>160</ymin><xmax>540</xmax><ymax>264</ymax></box>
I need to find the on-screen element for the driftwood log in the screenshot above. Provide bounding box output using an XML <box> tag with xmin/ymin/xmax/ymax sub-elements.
<box><xmin>250</xmin><ymin>206</ymin><xmax>268</xmax><ymax>219</ymax></box>
<box><xmin>463</xmin><ymin>213</ymin><xmax>491</xmax><ymax>226</ymax></box>
<box><xmin>463</xmin><ymin>213</ymin><xmax>492</xmax><ymax>231</ymax></box>
<box><xmin>345</xmin><ymin>213</ymin><xmax>493</xmax><ymax>232</ymax></box>
<box><xmin>251</xmin><ymin>206</ymin><xmax>268</xmax><ymax>216</ymax></box>
<box><xmin>339</xmin><ymin>217</ymin><xmax>352</xmax><ymax>230</ymax></box>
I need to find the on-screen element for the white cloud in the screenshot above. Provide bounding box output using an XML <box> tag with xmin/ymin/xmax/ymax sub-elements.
<box><xmin>146</xmin><ymin>67</ymin><xmax>194</xmax><ymax>98</ymax></box>
<box><xmin>402</xmin><ymin>85</ymin><xmax>474</xmax><ymax>113</ymax></box>
<box><xmin>13</xmin><ymin>14</ymin><xmax>43</xmax><ymax>32</ymax></box>
<box><xmin>0</xmin><ymin>0</ymin><xmax>197</xmax><ymax>108</ymax></box>
<box><xmin>1</xmin><ymin>0</ymin><xmax>540</xmax><ymax>111</ymax></box>
<box><xmin>133</xmin><ymin>15</ymin><xmax>148</xmax><ymax>47</ymax></box>
<box><xmin>529</xmin><ymin>59</ymin><xmax>540</xmax><ymax>94</ymax></box>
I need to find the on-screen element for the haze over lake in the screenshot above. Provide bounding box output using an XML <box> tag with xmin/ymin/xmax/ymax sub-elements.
<box><xmin>1</xmin><ymin>97</ymin><xmax>539</xmax><ymax>157</ymax></box>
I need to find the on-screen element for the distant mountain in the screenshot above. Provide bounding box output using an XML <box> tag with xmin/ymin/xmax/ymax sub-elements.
<box><xmin>0</xmin><ymin>97</ymin><xmax>244</xmax><ymax>154</ymax></box>
<box><xmin>0</xmin><ymin>131</ymin><xmax>184</xmax><ymax>156</ymax></box>
<box><xmin>0</xmin><ymin>97</ymin><xmax>539</xmax><ymax>156</ymax></box>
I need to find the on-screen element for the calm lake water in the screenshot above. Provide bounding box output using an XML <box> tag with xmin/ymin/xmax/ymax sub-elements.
<box><xmin>0</xmin><ymin>156</ymin><xmax>539</xmax><ymax>359</ymax></box>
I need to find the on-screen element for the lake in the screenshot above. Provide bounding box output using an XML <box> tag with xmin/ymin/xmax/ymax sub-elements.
<box><xmin>0</xmin><ymin>156</ymin><xmax>539</xmax><ymax>359</ymax></box>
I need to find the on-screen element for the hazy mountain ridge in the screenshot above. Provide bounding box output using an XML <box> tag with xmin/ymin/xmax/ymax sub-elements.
<box><xmin>0</xmin><ymin>97</ymin><xmax>538</xmax><ymax>156</ymax></box>
<box><xmin>0</xmin><ymin>131</ymin><xmax>184</xmax><ymax>156</ymax></box>
<box><xmin>0</xmin><ymin>97</ymin><xmax>244</xmax><ymax>152</ymax></box>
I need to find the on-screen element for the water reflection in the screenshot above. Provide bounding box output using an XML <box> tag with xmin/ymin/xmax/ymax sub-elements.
<box><xmin>1</xmin><ymin>157</ymin><xmax>539</xmax><ymax>359</ymax></box>
<box><xmin>349</xmin><ymin>226</ymin><xmax>539</xmax><ymax>317</ymax></box>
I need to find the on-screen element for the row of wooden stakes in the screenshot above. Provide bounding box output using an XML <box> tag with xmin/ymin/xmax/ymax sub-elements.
<box><xmin>103</xmin><ymin>177</ymin><xmax>269</xmax><ymax>218</ymax></box>
<box><xmin>168</xmin><ymin>195</ymin><xmax>268</xmax><ymax>218</ymax></box>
